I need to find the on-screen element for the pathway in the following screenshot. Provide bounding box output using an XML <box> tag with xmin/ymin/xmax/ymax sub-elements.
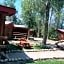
<box><xmin>0</xmin><ymin>49</ymin><xmax>64</xmax><ymax>63</ymax></box>
<box><xmin>5</xmin><ymin>50</ymin><xmax>64</xmax><ymax>61</ymax></box>
<box><xmin>24</xmin><ymin>50</ymin><xmax>64</xmax><ymax>60</ymax></box>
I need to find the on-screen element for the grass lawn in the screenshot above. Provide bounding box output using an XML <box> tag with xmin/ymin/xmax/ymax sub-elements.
<box><xmin>32</xmin><ymin>45</ymin><xmax>50</xmax><ymax>49</ymax></box>
<box><xmin>26</xmin><ymin>59</ymin><xmax>64</xmax><ymax>64</ymax></box>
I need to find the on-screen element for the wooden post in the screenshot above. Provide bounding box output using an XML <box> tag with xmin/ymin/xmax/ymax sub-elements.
<box><xmin>0</xmin><ymin>13</ymin><xmax>5</xmax><ymax>44</ymax></box>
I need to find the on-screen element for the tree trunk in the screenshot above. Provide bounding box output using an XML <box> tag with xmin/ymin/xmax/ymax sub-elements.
<box><xmin>37</xmin><ymin>17</ymin><xmax>41</xmax><ymax>38</ymax></box>
<box><xmin>42</xmin><ymin>1</ymin><xmax>50</xmax><ymax>46</ymax></box>
<box><xmin>37</xmin><ymin>20</ymin><xmax>40</xmax><ymax>38</ymax></box>
<box><xmin>56</xmin><ymin>12</ymin><xmax>60</xmax><ymax>29</ymax></box>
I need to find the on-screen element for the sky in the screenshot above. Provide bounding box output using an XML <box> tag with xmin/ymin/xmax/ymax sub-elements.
<box><xmin>0</xmin><ymin>0</ymin><xmax>21</xmax><ymax>18</ymax></box>
<box><xmin>14</xmin><ymin>0</ymin><xmax>21</xmax><ymax>17</ymax></box>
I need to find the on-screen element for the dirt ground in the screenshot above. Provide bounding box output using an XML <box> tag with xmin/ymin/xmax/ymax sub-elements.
<box><xmin>28</xmin><ymin>39</ymin><xmax>58</xmax><ymax>46</ymax></box>
<box><xmin>8</xmin><ymin>38</ymin><xmax>60</xmax><ymax>48</ymax></box>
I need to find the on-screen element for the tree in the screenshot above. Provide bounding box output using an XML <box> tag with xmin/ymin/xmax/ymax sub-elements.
<box><xmin>22</xmin><ymin>0</ymin><xmax>37</xmax><ymax>37</ymax></box>
<box><xmin>48</xmin><ymin>0</ymin><xmax>64</xmax><ymax>40</ymax></box>
<box><xmin>22</xmin><ymin>0</ymin><xmax>64</xmax><ymax>46</ymax></box>
<box><xmin>42</xmin><ymin>1</ymin><xmax>50</xmax><ymax>46</ymax></box>
<box><xmin>52</xmin><ymin>0</ymin><xmax>64</xmax><ymax>29</ymax></box>
<box><xmin>22</xmin><ymin>0</ymin><xmax>36</xmax><ymax>28</ymax></box>
<box><xmin>3</xmin><ymin>0</ymin><xmax>16</xmax><ymax>8</ymax></box>
<box><xmin>22</xmin><ymin>0</ymin><xmax>46</xmax><ymax>37</ymax></box>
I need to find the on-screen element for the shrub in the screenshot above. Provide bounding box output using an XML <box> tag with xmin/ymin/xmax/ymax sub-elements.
<box><xmin>48</xmin><ymin>26</ymin><xmax>58</xmax><ymax>40</ymax></box>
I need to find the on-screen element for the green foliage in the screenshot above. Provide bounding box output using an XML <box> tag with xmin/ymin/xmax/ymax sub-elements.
<box><xmin>21</xmin><ymin>0</ymin><xmax>64</xmax><ymax>45</ymax></box>
<box><xmin>22</xmin><ymin>0</ymin><xmax>46</xmax><ymax>38</ymax></box>
<box><xmin>3</xmin><ymin>0</ymin><xmax>16</xmax><ymax>8</ymax></box>
<box><xmin>33</xmin><ymin>45</ymin><xmax>42</xmax><ymax>49</ymax></box>
<box><xmin>33</xmin><ymin>45</ymin><xmax>50</xmax><ymax>49</ymax></box>
<box><xmin>48</xmin><ymin>26</ymin><xmax>58</xmax><ymax>40</ymax></box>
<box><xmin>22</xmin><ymin>0</ymin><xmax>36</xmax><ymax>28</ymax></box>
<box><xmin>51</xmin><ymin>1</ymin><xmax>64</xmax><ymax>29</ymax></box>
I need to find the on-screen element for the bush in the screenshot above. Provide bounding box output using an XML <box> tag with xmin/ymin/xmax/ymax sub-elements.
<box><xmin>48</xmin><ymin>26</ymin><xmax>58</xmax><ymax>40</ymax></box>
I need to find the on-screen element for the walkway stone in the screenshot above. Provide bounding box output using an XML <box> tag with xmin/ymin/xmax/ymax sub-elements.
<box><xmin>24</xmin><ymin>50</ymin><xmax>64</xmax><ymax>60</ymax></box>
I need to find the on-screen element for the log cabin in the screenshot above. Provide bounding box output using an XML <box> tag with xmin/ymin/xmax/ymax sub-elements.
<box><xmin>0</xmin><ymin>5</ymin><xmax>16</xmax><ymax>50</ymax></box>
<box><xmin>5</xmin><ymin>21</ymin><xmax>34</xmax><ymax>39</ymax></box>
<box><xmin>5</xmin><ymin>21</ymin><xmax>14</xmax><ymax>38</ymax></box>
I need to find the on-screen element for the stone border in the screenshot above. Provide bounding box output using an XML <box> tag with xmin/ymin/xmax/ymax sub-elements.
<box><xmin>23</xmin><ymin>48</ymin><xmax>59</xmax><ymax>52</ymax></box>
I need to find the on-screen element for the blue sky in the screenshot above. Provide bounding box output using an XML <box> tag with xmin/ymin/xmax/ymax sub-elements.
<box><xmin>0</xmin><ymin>0</ymin><xmax>21</xmax><ymax>17</ymax></box>
<box><xmin>14</xmin><ymin>0</ymin><xmax>21</xmax><ymax>17</ymax></box>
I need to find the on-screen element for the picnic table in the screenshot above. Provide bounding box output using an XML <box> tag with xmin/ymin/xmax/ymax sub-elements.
<box><xmin>18</xmin><ymin>38</ymin><xmax>33</xmax><ymax>48</ymax></box>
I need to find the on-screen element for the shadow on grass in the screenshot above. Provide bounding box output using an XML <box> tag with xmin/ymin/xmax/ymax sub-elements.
<box><xmin>6</xmin><ymin>44</ymin><xmax>20</xmax><ymax>51</ymax></box>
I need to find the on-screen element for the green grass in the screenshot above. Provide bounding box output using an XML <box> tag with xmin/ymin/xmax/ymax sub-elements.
<box><xmin>32</xmin><ymin>45</ymin><xmax>50</xmax><ymax>50</ymax></box>
<box><xmin>26</xmin><ymin>59</ymin><xmax>64</xmax><ymax>64</ymax></box>
<box><xmin>32</xmin><ymin>45</ymin><xmax>42</xmax><ymax>49</ymax></box>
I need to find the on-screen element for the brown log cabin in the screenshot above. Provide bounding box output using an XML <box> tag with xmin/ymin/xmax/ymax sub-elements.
<box><xmin>57</xmin><ymin>29</ymin><xmax>64</xmax><ymax>40</ymax></box>
<box><xmin>5</xmin><ymin>21</ymin><xmax>14</xmax><ymax>38</ymax></box>
<box><xmin>5</xmin><ymin>21</ymin><xmax>34</xmax><ymax>39</ymax></box>
<box><xmin>0</xmin><ymin>5</ymin><xmax>16</xmax><ymax>50</ymax></box>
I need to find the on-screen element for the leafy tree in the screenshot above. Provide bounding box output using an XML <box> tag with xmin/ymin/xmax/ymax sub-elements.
<box><xmin>48</xmin><ymin>0</ymin><xmax>64</xmax><ymax>40</ymax></box>
<box><xmin>22</xmin><ymin>0</ymin><xmax>36</xmax><ymax>28</ymax></box>
<box><xmin>22</xmin><ymin>0</ymin><xmax>46</xmax><ymax>37</ymax></box>
<box><xmin>22</xmin><ymin>0</ymin><xmax>37</xmax><ymax>37</ymax></box>
<box><xmin>52</xmin><ymin>0</ymin><xmax>64</xmax><ymax>29</ymax></box>
<box><xmin>3</xmin><ymin>0</ymin><xmax>16</xmax><ymax>8</ymax></box>
<box><xmin>22</xmin><ymin>0</ymin><xmax>64</xmax><ymax>46</ymax></box>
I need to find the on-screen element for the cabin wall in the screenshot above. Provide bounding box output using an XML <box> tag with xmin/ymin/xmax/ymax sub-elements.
<box><xmin>13</xmin><ymin>27</ymin><xmax>29</xmax><ymax>38</ymax></box>
<box><xmin>5</xmin><ymin>23</ymin><xmax>13</xmax><ymax>38</ymax></box>
<box><xmin>58</xmin><ymin>33</ymin><xmax>64</xmax><ymax>40</ymax></box>
<box><xmin>5</xmin><ymin>23</ymin><xmax>34</xmax><ymax>39</ymax></box>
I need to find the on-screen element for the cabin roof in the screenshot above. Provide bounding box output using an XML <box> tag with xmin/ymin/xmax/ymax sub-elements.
<box><xmin>0</xmin><ymin>5</ymin><xmax>16</xmax><ymax>16</ymax></box>
<box><xmin>5</xmin><ymin>21</ymin><xmax>28</xmax><ymax>28</ymax></box>
<box><xmin>57</xmin><ymin>29</ymin><xmax>64</xmax><ymax>33</ymax></box>
<box><xmin>14</xmin><ymin>24</ymin><xmax>28</xmax><ymax>28</ymax></box>
<box><xmin>5</xmin><ymin>21</ymin><xmax>13</xmax><ymax>24</ymax></box>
